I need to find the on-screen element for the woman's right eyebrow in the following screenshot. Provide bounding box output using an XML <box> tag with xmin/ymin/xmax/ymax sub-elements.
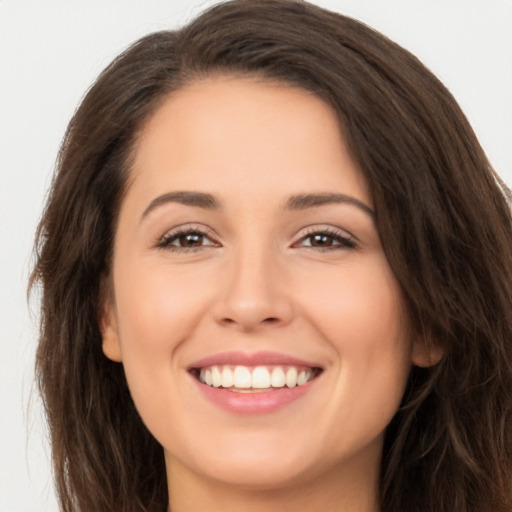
<box><xmin>140</xmin><ymin>191</ymin><xmax>221</xmax><ymax>222</ymax></box>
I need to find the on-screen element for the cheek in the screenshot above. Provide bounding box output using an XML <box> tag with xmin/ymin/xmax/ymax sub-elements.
<box><xmin>111</xmin><ymin>259</ymin><xmax>214</xmax><ymax>417</ymax></box>
<box><xmin>298</xmin><ymin>256</ymin><xmax>409</xmax><ymax>352</ymax></box>
<box><xmin>296</xmin><ymin>256</ymin><xmax>412</xmax><ymax>422</ymax></box>
<box><xmin>111</xmin><ymin>258</ymin><xmax>214</xmax><ymax>436</ymax></box>
<box><xmin>113</xmin><ymin>259</ymin><xmax>211</xmax><ymax>353</ymax></box>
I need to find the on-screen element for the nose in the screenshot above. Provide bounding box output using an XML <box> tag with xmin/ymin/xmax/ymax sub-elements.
<box><xmin>212</xmin><ymin>246</ymin><xmax>294</xmax><ymax>332</ymax></box>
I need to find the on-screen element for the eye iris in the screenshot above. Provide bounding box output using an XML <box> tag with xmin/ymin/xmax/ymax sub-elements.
<box><xmin>310</xmin><ymin>234</ymin><xmax>334</xmax><ymax>246</ymax></box>
<box><xmin>179</xmin><ymin>233</ymin><xmax>203</xmax><ymax>247</ymax></box>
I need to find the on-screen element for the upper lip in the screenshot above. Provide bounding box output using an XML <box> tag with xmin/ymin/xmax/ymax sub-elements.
<box><xmin>188</xmin><ymin>350</ymin><xmax>323</xmax><ymax>370</ymax></box>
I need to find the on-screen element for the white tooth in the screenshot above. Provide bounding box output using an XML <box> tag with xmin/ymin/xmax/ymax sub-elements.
<box><xmin>233</xmin><ymin>366</ymin><xmax>252</xmax><ymax>388</ymax></box>
<box><xmin>270</xmin><ymin>367</ymin><xmax>286</xmax><ymax>388</ymax></box>
<box><xmin>252</xmin><ymin>366</ymin><xmax>271</xmax><ymax>388</ymax></box>
<box><xmin>285</xmin><ymin>367</ymin><xmax>298</xmax><ymax>387</ymax></box>
<box><xmin>221</xmin><ymin>367</ymin><xmax>234</xmax><ymax>387</ymax></box>
<box><xmin>204</xmin><ymin>369</ymin><xmax>212</xmax><ymax>386</ymax></box>
<box><xmin>297</xmin><ymin>370</ymin><xmax>307</xmax><ymax>386</ymax></box>
<box><xmin>211</xmin><ymin>366</ymin><xmax>222</xmax><ymax>387</ymax></box>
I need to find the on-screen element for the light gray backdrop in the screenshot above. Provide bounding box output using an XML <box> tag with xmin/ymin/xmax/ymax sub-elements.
<box><xmin>1</xmin><ymin>1</ymin><xmax>511</xmax><ymax>511</ymax></box>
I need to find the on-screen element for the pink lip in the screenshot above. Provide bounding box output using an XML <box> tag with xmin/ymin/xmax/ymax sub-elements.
<box><xmin>188</xmin><ymin>350</ymin><xmax>322</xmax><ymax>370</ymax></box>
<box><xmin>187</xmin><ymin>351</ymin><xmax>323</xmax><ymax>415</ymax></box>
<box><xmin>191</xmin><ymin>375</ymin><xmax>319</xmax><ymax>415</ymax></box>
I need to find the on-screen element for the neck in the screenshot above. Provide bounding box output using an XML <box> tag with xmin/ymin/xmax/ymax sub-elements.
<box><xmin>165</xmin><ymin>452</ymin><xmax>381</xmax><ymax>512</ymax></box>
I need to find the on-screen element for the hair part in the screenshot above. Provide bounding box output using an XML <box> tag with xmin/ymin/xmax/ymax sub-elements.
<box><xmin>31</xmin><ymin>1</ymin><xmax>512</xmax><ymax>511</ymax></box>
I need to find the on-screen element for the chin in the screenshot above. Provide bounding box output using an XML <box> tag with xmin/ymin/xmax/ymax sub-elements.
<box><xmin>166</xmin><ymin>434</ymin><xmax>325</xmax><ymax>490</ymax></box>
<box><xmin>202</xmin><ymin>457</ymin><xmax>319</xmax><ymax>490</ymax></box>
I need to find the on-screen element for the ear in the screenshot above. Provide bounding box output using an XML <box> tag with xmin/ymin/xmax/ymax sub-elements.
<box><xmin>411</xmin><ymin>336</ymin><xmax>444</xmax><ymax>368</ymax></box>
<box><xmin>98</xmin><ymin>280</ymin><xmax>122</xmax><ymax>362</ymax></box>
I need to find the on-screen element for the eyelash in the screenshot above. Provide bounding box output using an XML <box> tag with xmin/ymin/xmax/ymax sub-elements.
<box><xmin>156</xmin><ymin>225</ymin><xmax>219</xmax><ymax>252</ymax></box>
<box><xmin>294</xmin><ymin>226</ymin><xmax>357</xmax><ymax>252</ymax></box>
<box><xmin>155</xmin><ymin>225</ymin><xmax>357</xmax><ymax>252</ymax></box>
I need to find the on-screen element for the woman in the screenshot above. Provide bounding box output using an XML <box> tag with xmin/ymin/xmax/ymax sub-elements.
<box><xmin>30</xmin><ymin>1</ymin><xmax>512</xmax><ymax>511</ymax></box>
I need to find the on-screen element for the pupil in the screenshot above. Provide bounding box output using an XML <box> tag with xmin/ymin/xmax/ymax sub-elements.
<box><xmin>312</xmin><ymin>234</ymin><xmax>332</xmax><ymax>246</ymax></box>
<box><xmin>180</xmin><ymin>233</ymin><xmax>202</xmax><ymax>246</ymax></box>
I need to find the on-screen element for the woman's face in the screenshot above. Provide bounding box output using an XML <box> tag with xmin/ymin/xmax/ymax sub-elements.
<box><xmin>102</xmin><ymin>77</ymin><xmax>426</xmax><ymax>490</ymax></box>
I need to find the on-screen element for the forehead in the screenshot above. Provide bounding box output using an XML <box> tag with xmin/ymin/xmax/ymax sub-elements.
<box><xmin>126</xmin><ymin>76</ymin><xmax>370</xmax><ymax>210</ymax></box>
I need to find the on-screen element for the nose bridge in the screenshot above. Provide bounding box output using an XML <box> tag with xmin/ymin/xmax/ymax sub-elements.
<box><xmin>214</xmin><ymin>235</ymin><xmax>293</xmax><ymax>330</ymax></box>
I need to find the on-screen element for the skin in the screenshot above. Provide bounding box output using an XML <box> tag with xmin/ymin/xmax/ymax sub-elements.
<box><xmin>101</xmin><ymin>76</ymin><xmax>437</xmax><ymax>512</ymax></box>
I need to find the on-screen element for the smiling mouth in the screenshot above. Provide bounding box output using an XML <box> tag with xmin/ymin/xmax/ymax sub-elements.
<box><xmin>191</xmin><ymin>365</ymin><xmax>323</xmax><ymax>392</ymax></box>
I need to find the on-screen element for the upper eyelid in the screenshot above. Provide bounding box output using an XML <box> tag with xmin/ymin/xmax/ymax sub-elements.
<box><xmin>156</xmin><ymin>223</ymin><xmax>220</xmax><ymax>245</ymax></box>
<box><xmin>290</xmin><ymin>225</ymin><xmax>360</xmax><ymax>252</ymax></box>
<box><xmin>155</xmin><ymin>222</ymin><xmax>358</xmax><ymax>246</ymax></box>
<box><xmin>161</xmin><ymin>223</ymin><xmax>217</xmax><ymax>237</ymax></box>
<box><xmin>294</xmin><ymin>224</ymin><xmax>357</xmax><ymax>241</ymax></box>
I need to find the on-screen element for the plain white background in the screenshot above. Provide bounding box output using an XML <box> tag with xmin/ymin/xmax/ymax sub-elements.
<box><xmin>1</xmin><ymin>1</ymin><xmax>511</xmax><ymax>511</ymax></box>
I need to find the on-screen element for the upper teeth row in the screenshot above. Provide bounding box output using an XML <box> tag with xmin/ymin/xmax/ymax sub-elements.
<box><xmin>198</xmin><ymin>365</ymin><xmax>315</xmax><ymax>389</ymax></box>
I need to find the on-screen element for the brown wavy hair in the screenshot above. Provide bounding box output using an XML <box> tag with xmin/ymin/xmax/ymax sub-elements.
<box><xmin>30</xmin><ymin>1</ymin><xmax>512</xmax><ymax>511</ymax></box>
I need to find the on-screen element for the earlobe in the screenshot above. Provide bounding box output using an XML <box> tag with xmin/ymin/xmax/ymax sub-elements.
<box><xmin>99</xmin><ymin>290</ymin><xmax>123</xmax><ymax>363</ymax></box>
<box><xmin>411</xmin><ymin>337</ymin><xmax>444</xmax><ymax>368</ymax></box>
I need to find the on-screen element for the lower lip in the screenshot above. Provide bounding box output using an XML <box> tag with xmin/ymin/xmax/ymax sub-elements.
<box><xmin>192</xmin><ymin>376</ymin><xmax>319</xmax><ymax>415</ymax></box>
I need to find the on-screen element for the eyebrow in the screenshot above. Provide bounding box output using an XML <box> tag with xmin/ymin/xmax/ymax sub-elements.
<box><xmin>141</xmin><ymin>191</ymin><xmax>220</xmax><ymax>221</ymax></box>
<box><xmin>140</xmin><ymin>190</ymin><xmax>374</xmax><ymax>222</ymax></box>
<box><xmin>286</xmin><ymin>193</ymin><xmax>374</xmax><ymax>217</ymax></box>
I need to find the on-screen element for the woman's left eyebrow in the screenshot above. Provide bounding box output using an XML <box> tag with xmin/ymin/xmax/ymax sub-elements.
<box><xmin>285</xmin><ymin>193</ymin><xmax>375</xmax><ymax>217</ymax></box>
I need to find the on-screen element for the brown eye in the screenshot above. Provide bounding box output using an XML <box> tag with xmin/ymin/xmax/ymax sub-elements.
<box><xmin>309</xmin><ymin>234</ymin><xmax>336</xmax><ymax>247</ymax></box>
<box><xmin>178</xmin><ymin>233</ymin><xmax>204</xmax><ymax>247</ymax></box>
<box><xmin>296</xmin><ymin>229</ymin><xmax>357</xmax><ymax>250</ymax></box>
<box><xmin>157</xmin><ymin>228</ymin><xmax>218</xmax><ymax>251</ymax></box>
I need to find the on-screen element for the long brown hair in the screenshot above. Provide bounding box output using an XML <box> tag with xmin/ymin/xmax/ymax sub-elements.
<box><xmin>30</xmin><ymin>1</ymin><xmax>512</xmax><ymax>511</ymax></box>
